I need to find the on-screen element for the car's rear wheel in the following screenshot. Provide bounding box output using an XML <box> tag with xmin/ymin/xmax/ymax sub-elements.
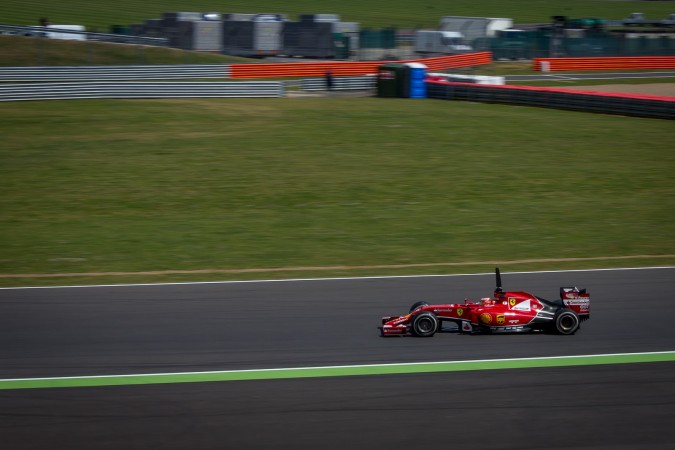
<box><xmin>409</xmin><ymin>301</ymin><xmax>429</xmax><ymax>313</ymax></box>
<box><xmin>411</xmin><ymin>312</ymin><xmax>438</xmax><ymax>337</ymax></box>
<box><xmin>554</xmin><ymin>309</ymin><xmax>580</xmax><ymax>335</ymax></box>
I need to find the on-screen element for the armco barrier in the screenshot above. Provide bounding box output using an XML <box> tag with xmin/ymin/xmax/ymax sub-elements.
<box><xmin>0</xmin><ymin>81</ymin><xmax>284</xmax><ymax>101</ymax></box>
<box><xmin>533</xmin><ymin>56</ymin><xmax>675</xmax><ymax>72</ymax></box>
<box><xmin>427</xmin><ymin>81</ymin><xmax>675</xmax><ymax>119</ymax></box>
<box><xmin>0</xmin><ymin>65</ymin><xmax>231</xmax><ymax>82</ymax></box>
<box><xmin>230</xmin><ymin>52</ymin><xmax>492</xmax><ymax>78</ymax></box>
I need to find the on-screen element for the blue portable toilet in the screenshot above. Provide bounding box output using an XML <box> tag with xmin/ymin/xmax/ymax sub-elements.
<box><xmin>405</xmin><ymin>62</ymin><xmax>427</xmax><ymax>98</ymax></box>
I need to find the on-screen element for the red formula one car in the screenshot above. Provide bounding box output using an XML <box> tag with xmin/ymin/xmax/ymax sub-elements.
<box><xmin>380</xmin><ymin>269</ymin><xmax>590</xmax><ymax>337</ymax></box>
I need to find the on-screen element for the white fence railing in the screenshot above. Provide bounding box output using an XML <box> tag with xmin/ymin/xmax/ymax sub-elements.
<box><xmin>0</xmin><ymin>81</ymin><xmax>284</xmax><ymax>101</ymax></box>
<box><xmin>0</xmin><ymin>65</ymin><xmax>231</xmax><ymax>82</ymax></box>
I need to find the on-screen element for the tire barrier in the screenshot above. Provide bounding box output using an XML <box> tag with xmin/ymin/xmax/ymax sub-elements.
<box><xmin>427</xmin><ymin>81</ymin><xmax>675</xmax><ymax>120</ymax></box>
<box><xmin>533</xmin><ymin>56</ymin><xmax>675</xmax><ymax>72</ymax></box>
<box><xmin>230</xmin><ymin>52</ymin><xmax>492</xmax><ymax>78</ymax></box>
<box><xmin>0</xmin><ymin>81</ymin><xmax>284</xmax><ymax>101</ymax></box>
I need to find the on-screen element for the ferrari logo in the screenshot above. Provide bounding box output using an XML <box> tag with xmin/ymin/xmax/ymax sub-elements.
<box><xmin>457</xmin><ymin>308</ymin><xmax>463</xmax><ymax>317</ymax></box>
<box><xmin>509</xmin><ymin>298</ymin><xmax>517</xmax><ymax>307</ymax></box>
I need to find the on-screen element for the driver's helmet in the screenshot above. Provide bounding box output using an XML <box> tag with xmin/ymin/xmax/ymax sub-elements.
<box><xmin>480</xmin><ymin>297</ymin><xmax>494</xmax><ymax>306</ymax></box>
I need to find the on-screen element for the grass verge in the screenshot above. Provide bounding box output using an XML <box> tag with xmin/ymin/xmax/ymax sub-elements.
<box><xmin>1</xmin><ymin>97</ymin><xmax>674</xmax><ymax>287</ymax></box>
<box><xmin>3</xmin><ymin>353</ymin><xmax>674</xmax><ymax>389</ymax></box>
<box><xmin>2</xmin><ymin>257</ymin><xmax>674</xmax><ymax>288</ymax></box>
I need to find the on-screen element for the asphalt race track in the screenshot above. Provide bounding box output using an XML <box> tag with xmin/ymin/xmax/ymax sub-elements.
<box><xmin>1</xmin><ymin>268</ymin><xmax>674</xmax><ymax>449</ymax></box>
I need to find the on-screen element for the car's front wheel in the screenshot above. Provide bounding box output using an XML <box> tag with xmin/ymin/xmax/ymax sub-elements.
<box><xmin>554</xmin><ymin>309</ymin><xmax>580</xmax><ymax>335</ymax></box>
<box><xmin>409</xmin><ymin>301</ymin><xmax>429</xmax><ymax>313</ymax></box>
<box><xmin>411</xmin><ymin>312</ymin><xmax>438</xmax><ymax>337</ymax></box>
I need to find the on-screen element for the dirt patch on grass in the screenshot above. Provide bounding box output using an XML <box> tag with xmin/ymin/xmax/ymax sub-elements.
<box><xmin>2</xmin><ymin>255</ymin><xmax>673</xmax><ymax>278</ymax></box>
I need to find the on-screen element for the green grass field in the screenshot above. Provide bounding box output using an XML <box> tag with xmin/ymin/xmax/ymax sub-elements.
<box><xmin>0</xmin><ymin>36</ymin><xmax>254</xmax><ymax>67</ymax></box>
<box><xmin>1</xmin><ymin>97</ymin><xmax>674</xmax><ymax>286</ymax></box>
<box><xmin>1</xmin><ymin>1</ymin><xmax>674</xmax><ymax>286</ymax></box>
<box><xmin>2</xmin><ymin>0</ymin><xmax>675</xmax><ymax>30</ymax></box>
<box><xmin>0</xmin><ymin>35</ymin><xmax>260</xmax><ymax>67</ymax></box>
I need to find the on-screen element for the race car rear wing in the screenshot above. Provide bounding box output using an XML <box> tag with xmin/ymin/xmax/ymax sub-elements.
<box><xmin>560</xmin><ymin>287</ymin><xmax>590</xmax><ymax>318</ymax></box>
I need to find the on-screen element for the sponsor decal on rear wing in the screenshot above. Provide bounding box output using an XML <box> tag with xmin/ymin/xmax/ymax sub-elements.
<box><xmin>560</xmin><ymin>287</ymin><xmax>590</xmax><ymax>315</ymax></box>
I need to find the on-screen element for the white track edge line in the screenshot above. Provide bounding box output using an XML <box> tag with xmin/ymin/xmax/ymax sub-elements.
<box><xmin>2</xmin><ymin>351</ymin><xmax>674</xmax><ymax>382</ymax></box>
<box><xmin>1</xmin><ymin>266</ymin><xmax>673</xmax><ymax>290</ymax></box>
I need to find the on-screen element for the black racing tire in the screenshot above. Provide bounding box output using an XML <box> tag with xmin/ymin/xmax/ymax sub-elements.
<box><xmin>554</xmin><ymin>309</ymin><xmax>580</xmax><ymax>335</ymax></box>
<box><xmin>411</xmin><ymin>312</ymin><xmax>438</xmax><ymax>337</ymax></box>
<box><xmin>409</xmin><ymin>301</ymin><xmax>429</xmax><ymax>313</ymax></box>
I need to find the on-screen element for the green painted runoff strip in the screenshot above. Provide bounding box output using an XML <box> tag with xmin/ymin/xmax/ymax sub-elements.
<box><xmin>1</xmin><ymin>351</ymin><xmax>674</xmax><ymax>390</ymax></box>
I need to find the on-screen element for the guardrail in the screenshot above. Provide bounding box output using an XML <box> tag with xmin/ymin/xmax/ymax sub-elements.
<box><xmin>0</xmin><ymin>81</ymin><xmax>284</xmax><ymax>101</ymax></box>
<box><xmin>230</xmin><ymin>52</ymin><xmax>492</xmax><ymax>78</ymax></box>
<box><xmin>534</xmin><ymin>56</ymin><xmax>675</xmax><ymax>71</ymax></box>
<box><xmin>300</xmin><ymin>75</ymin><xmax>376</xmax><ymax>91</ymax></box>
<box><xmin>0</xmin><ymin>65</ymin><xmax>231</xmax><ymax>82</ymax></box>
<box><xmin>427</xmin><ymin>81</ymin><xmax>675</xmax><ymax>119</ymax></box>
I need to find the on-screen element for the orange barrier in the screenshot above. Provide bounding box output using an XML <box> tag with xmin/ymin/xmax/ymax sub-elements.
<box><xmin>533</xmin><ymin>56</ymin><xmax>675</xmax><ymax>72</ymax></box>
<box><xmin>230</xmin><ymin>52</ymin><xmax>492</xmax><ymax>78</ymax></box>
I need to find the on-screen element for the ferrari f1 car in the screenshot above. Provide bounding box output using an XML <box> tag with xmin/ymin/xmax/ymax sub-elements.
<box><xmin>380</xmin><ymin>268</ymin><xmax>590</xmax><ymax>337</ymax></box>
